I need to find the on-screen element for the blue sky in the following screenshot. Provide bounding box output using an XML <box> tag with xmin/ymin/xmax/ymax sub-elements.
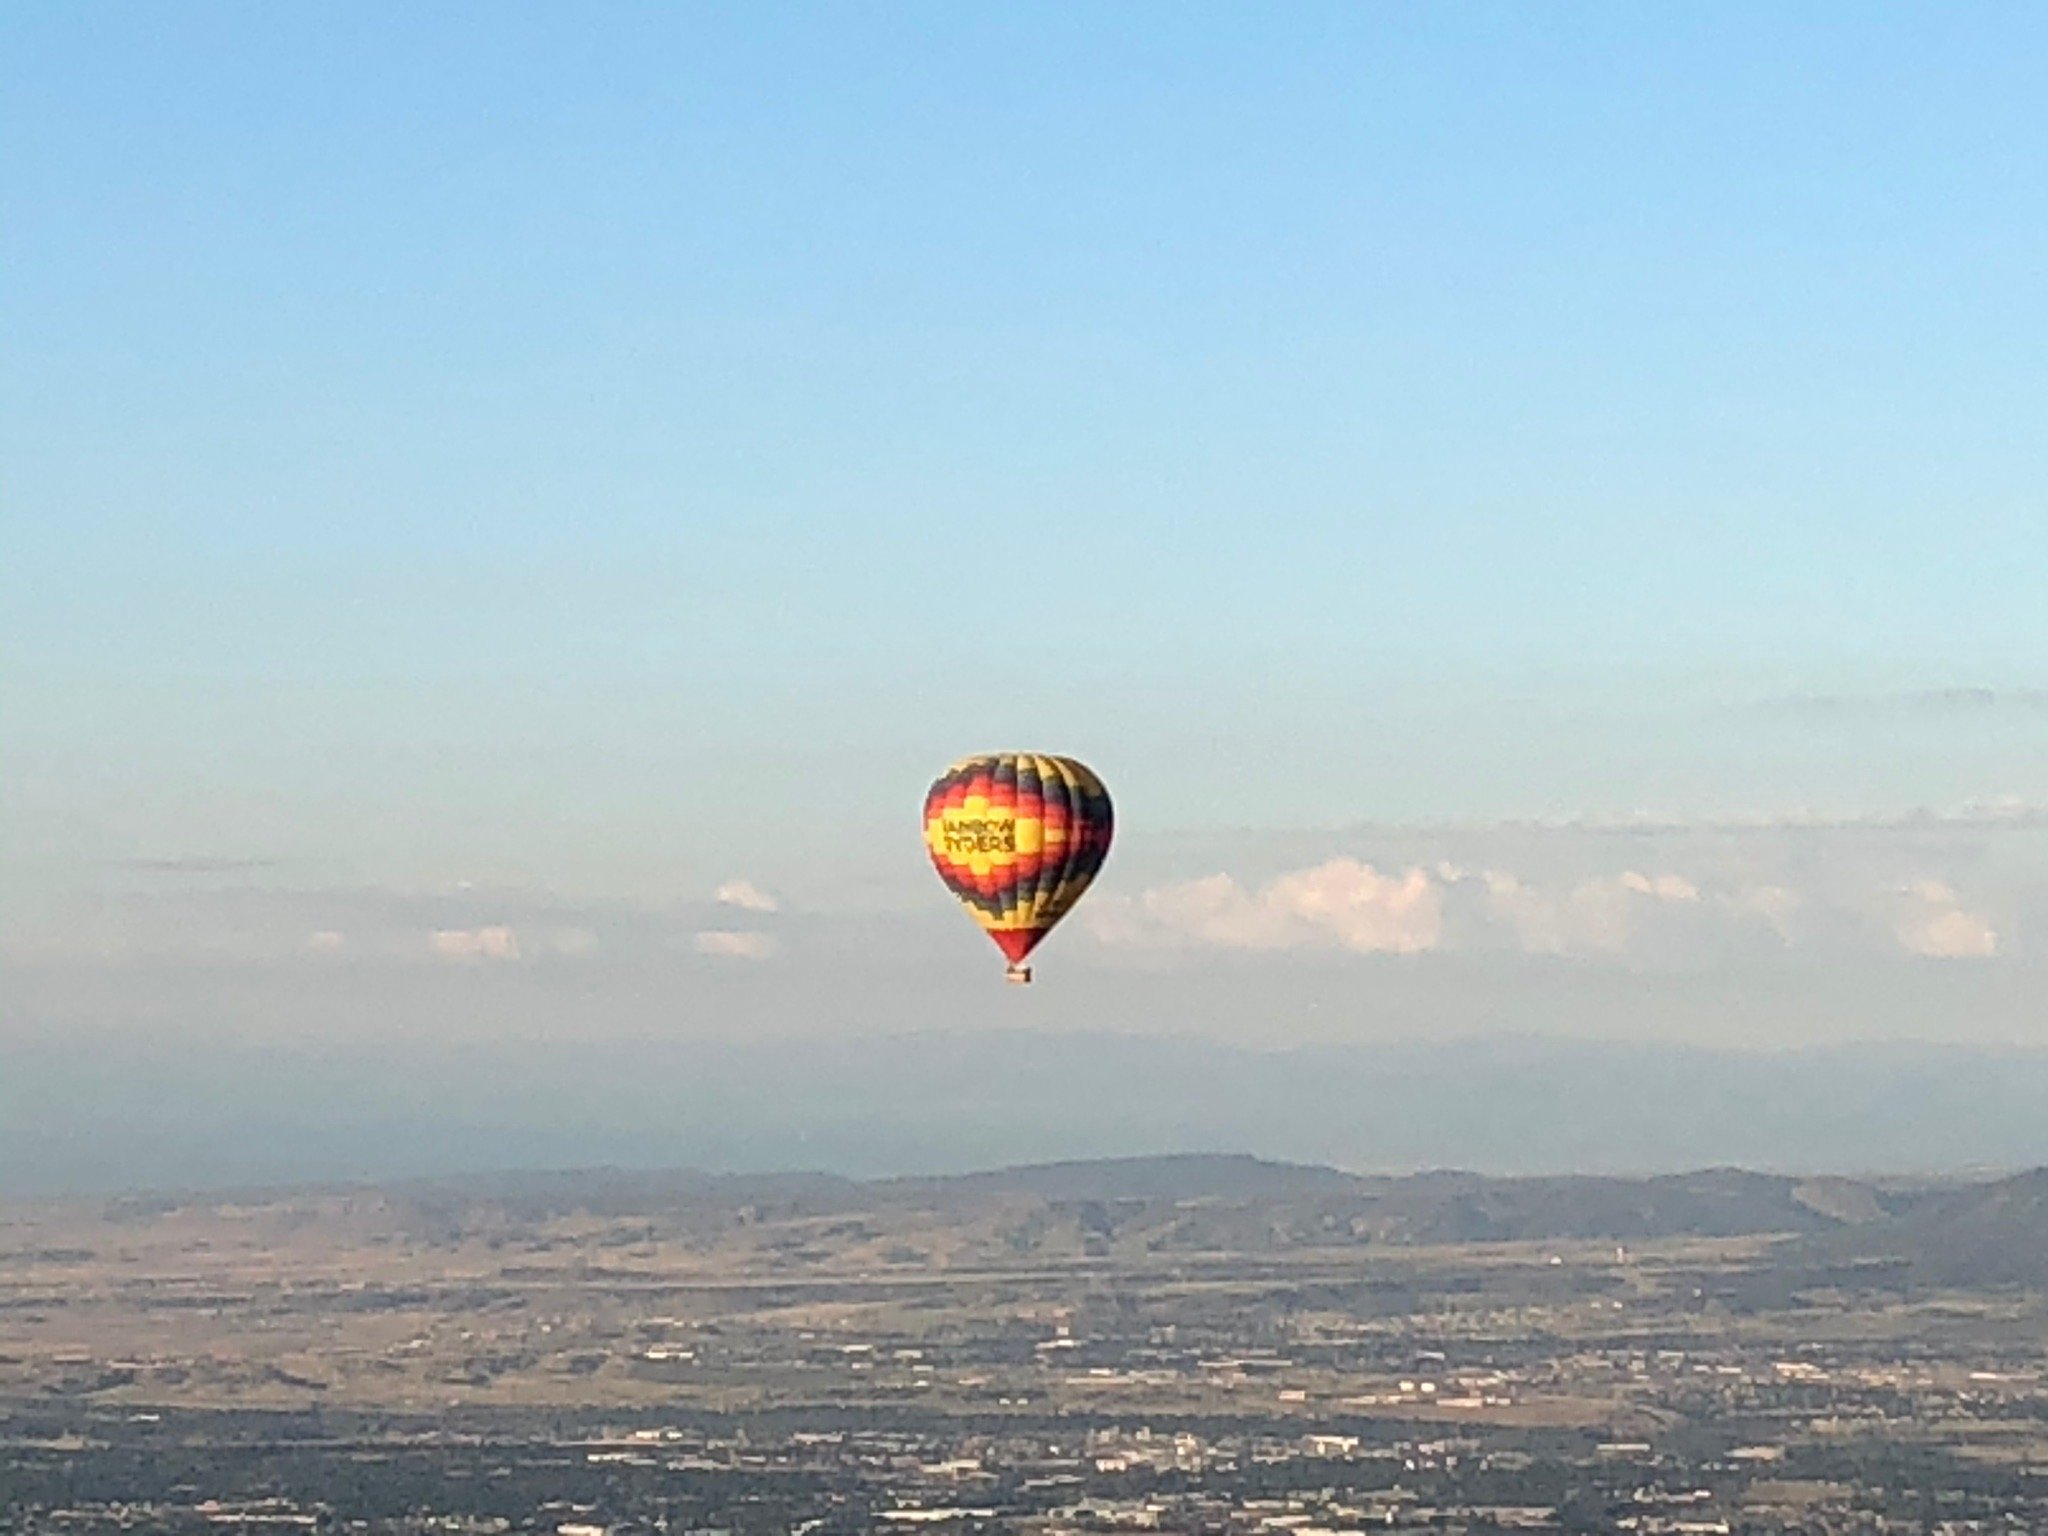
<box><xmin>4</xmin><ymin>5</ymin><xmax>2046</xmax><ymax>1068</ymax></box>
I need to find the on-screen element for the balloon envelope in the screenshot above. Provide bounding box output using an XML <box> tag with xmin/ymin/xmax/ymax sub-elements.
<box><xmin>923</xmin><ymin>753</ymin><xmax>1113</xmax><ymax>974</ymax></box>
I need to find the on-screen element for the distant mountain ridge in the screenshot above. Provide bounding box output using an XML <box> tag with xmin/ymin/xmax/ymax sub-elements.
<box><xmin>1795</xmin><ymin>1165</ymin><xmax>2048</xmax><ymax>1285</ymax></box>
<box><xmin>883</xmin><ymin>1152</ymin><xmax>1365</xmax><ymax>1203</ymax></box>
<box><xmin>82</xmin><ymin>1152</ymin><xmax>2048</xmax><ymax>1287</ymax></box>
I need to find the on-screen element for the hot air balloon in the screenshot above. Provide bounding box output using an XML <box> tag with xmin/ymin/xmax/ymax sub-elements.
<box><xmin>923</xmin><ymin>753</ymin><xmax>1113</xmax><ymax>983</ymax></box>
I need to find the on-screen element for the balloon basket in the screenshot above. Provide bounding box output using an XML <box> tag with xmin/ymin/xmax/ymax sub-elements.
<box><xmin>1005</xmin><ymin>964</ymin><xmax>1033</xmax><ymax>985</ymax></box>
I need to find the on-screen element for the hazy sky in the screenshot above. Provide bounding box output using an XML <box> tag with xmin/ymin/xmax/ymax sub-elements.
<box><xmin>5</xmin><ymin>5</ymin><xmax>2047</xmax><ymax>1062</ymax></box>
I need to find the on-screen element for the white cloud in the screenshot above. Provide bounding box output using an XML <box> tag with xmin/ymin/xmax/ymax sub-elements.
<box><xmin>715</xmin><ymin>880</ymin><xmax>780</xmax><ymax>914</ymax></box>
<box><xmin>1268</xmin><ymin>861</ymin><xmax>1441</xmax><ymax>952</ymax></box>
<box><xmin>306</xmin><ymin>930</ymin><xmax>346</xmax><ymax>953</ymax></box>
<box><xmin>1893</xmin><ymin>881</ymin><xmax>1998</xmax><ymax>959</ymax></box>
<box><xmin>1089</xmin><ymin>859</ymin><xmax>1442</xmax><ymax>955</ymax></box>
<box><xmin>1453</xmin><ymin>867</ymin><xmax>1702</xmax><ymax>956</ymax></box>
<box><xmin>694</xmin><ymin>930</ymin><xmax>777</xmax><ymax>960</ymax></box>
<box><xmin>430</xmin><ymin>926</ymin><xmax>520</xmax><ymax>961</ymax></box>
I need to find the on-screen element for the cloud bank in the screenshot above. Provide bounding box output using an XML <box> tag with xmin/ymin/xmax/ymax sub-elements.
<box><xmin>1088</xmin><ymin>860</ymin><xmax>1441</xmax><ymax>956</ymax></box>
<box><xmin>1089</xmin><ymin>857</ymin><xmax>2006</xmax><ymax>964</ymax></box>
